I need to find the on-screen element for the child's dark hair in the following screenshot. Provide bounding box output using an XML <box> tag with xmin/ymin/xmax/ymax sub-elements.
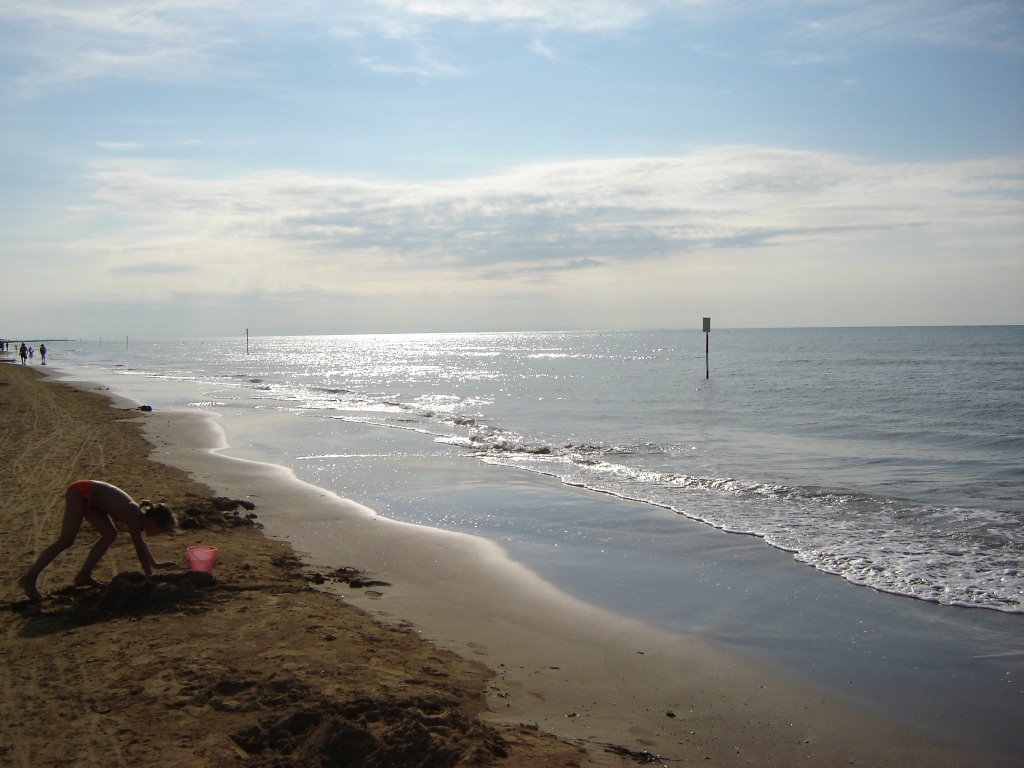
<box><xmin>142</xmin><ymin>502</ymin><xmax>176</xmax><ymax>532</ymax></box>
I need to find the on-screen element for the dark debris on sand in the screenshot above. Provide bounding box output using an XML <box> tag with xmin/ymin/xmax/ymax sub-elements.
<box><xmin>179</xmin><ymin>496</ymin><xmax>261</xmax><ymax>530</ymax></box>
<box><xmin>221</xmin><ymin>675</ymin><xmax>508</xmax><ymax>768</ymax></box>
<box><xmin>311</xmin><ymin>566</ymin><xmax>391</xmax><ymax>590</ymax></box>
<box><xmin>269</xmin><ymin>554</ymin><xmax>392</xmax><ymax>591</ymax></box>
<box><xmin>601</xmin><ymin>743</ymin><xmax>669</xmax><ymax>766</ymax></box>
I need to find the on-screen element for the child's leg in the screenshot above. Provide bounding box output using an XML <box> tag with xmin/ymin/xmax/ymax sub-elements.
<box><xmin>19</xmin><ymin>487</ymin><xmax>89</xmax><ymax>600</ymax></box>
<box><xmin>73</xmin><ymin>510</ymin><xmax>117</xmax><ymax>587</ymax></box>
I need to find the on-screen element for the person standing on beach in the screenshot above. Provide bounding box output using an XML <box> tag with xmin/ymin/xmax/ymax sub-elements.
<box><xmin>19</xmin><ymin>480</ymin><xmax>177</xmax><ymax>602</ymax></box>
<box><xmin>39</xmin><ymin>343</ymin><xmax>47</xmax><ymax>364</ymax></box>
<box><xmin>19</xmin><ymin>342</ymin><xmax>27</xmax><ymax>364</ymax></box>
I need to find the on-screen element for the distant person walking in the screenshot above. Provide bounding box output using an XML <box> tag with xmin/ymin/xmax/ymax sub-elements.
<box><xmin>39</xmin><ymin>344</ymin><xmax>47</xmax><ymax>364</ymax></box>
<box><xmin>19</xmin><ymin>480</ymin><xmax>178</xmax><ymax>602</ymax></box>
<box><xmin>19</xmin><ymin>342</ymin><xmax>27</xmax><ymax>364</ymax></box>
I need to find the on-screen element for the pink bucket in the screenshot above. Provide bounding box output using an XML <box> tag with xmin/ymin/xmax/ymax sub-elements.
<box><xmin>187</xmin><ymin>545</ymin><xmax>218</xmax><ymax>572</ymax></box>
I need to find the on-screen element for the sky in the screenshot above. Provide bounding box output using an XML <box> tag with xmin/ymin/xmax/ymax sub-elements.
<box><xmin>1</xmin><ymin>1</ymin><xmax>1022</xmax><ymax>339</ymax></box>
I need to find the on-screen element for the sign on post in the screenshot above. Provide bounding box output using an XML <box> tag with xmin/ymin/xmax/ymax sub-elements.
<box><xmin>702</xmin><ymin>317</ymin><xmax>711</xmax><ymax>379</ymax></box>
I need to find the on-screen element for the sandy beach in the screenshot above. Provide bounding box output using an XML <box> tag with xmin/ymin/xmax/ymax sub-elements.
<box><xmin>1</xmin><ymin>360</ymin><xmax>1014</xmax><ymax>767</ymax></box>
<box><xmin>0</xmin><ymin>362</ymin><xmax>583</xmax><ymax>767</ymax></box>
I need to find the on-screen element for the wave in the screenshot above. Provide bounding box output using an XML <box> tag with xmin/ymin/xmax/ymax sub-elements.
<box><xmin>475</xmin><ymin>450</ymin><xmax>1024</xmax><ymax>614</ymax></box>
<box><xmin>66</xmin><ymin>336</ymin><xmax>1024</xmax><ymax>614</ymax></box>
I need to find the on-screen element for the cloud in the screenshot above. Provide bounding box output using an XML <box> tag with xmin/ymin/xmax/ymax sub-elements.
<box><xmin>60</xmin><ymin>147</ymin><xmax>1021</xmax><ymax>300</ymax></box>
<box><xmin>789</xmin><ymin>0</ymin><xmax>1024</xmax><ymax>54</ymax></box>
<box><xmin>96</xmin><ymin>141</ymin><xmax>145</xmax><ymax>152</ymax></box>
<box><xmin>0</xmin><ymin>1</ymin><xmax>240</xmax><ymax>94</ymax></box>
<box><xmin>3</xmin><ymin>1</ymin><xmax>1018</xmax><ymax>94</ymax></box>
<box><xmin>7</xmin><ymin>146</ymin><xmax>1020</xmax><ymax>332</ymax></box>
<box><xmin>529</xmin><ymin>38</ymin><xmax>559</xmax><ymax>60</ymax></box>
<box><xmin>94</xmin><ymin>139</ymin><xmax>204</xmax><ymax>152</ymax></box>
<box><xmin>364</xmin><ymin>0</ymin><xmax>650</xmax><ymax>32</ymax></box>
<box><xmin>350</xmin><ymin>0</ymin><xmax>1024</xmax><ymax>52</ymax></box>
<box><xmin>357</xmin><ymin>50</ymin><xmax>463</xmax><ymax>78</ymax></box>
<box><xmin>110</xmin><ymin>260</ymin><xmax>197</xmax><ymax>275</ymax></box>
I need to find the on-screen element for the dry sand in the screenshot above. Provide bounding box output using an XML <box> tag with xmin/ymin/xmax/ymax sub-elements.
<box><xmin>1</xmin><ymin>361</ymin><xmax>1008</xmax><ymax>767</ymax></box>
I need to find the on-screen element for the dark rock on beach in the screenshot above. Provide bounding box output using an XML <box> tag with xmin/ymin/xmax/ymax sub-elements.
<box><xmin>179</xmin><ymin>496</ymin><xmax>261</xmax><ymax>529</ymax></box>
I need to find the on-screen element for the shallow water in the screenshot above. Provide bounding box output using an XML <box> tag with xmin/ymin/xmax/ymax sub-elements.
<box><xmin>48</xmin><ymin>327</ymin><xmax>1024</xmax><ymax>612</ymax></box>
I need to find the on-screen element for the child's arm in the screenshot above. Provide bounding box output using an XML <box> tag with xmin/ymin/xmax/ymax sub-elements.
<box><xmin>129</xmin><ymin>532</ymin><xmax>177</xmax><ymax>573</ymax></box>
<box><xmin>130</xmin><ymin>530</ymin><xmax>157</xmax><ymax>576</ymax></box>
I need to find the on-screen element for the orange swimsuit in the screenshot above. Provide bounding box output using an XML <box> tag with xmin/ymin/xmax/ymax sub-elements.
<box><xmin>68</xmin><ymin>480</ymin><xmax>95</xmax><ymax>506</ymax></box>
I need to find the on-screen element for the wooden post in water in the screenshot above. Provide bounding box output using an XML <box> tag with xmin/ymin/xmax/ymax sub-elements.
<box><xmin>246</xmin><ymin>328</ymin><xmax>249</xmax><ymax>355</ymax></box>
<box><xmin>702</xmin><ymin>317</ymin><xmax>711</xmax><ymax>379</ymax></box>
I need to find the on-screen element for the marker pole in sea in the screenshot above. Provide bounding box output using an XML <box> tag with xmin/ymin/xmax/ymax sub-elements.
<box><xmin>703</xmin><ymin>317</ymin><xmax>711</xmax><ymax>379</ymax></box>
<box><xmin>246</xmin><ymin>328</ymin><xmax>249</xmax><ymax>354</ymax></box>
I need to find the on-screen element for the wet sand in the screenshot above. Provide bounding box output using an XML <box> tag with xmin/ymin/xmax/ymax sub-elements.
<box><xmin>1</xmin><ymin>361</ymin><xmax>1013</xmax><ymax>767</ymax></box>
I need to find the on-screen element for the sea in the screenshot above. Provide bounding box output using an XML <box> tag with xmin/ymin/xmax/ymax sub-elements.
<box><xmin>46</xmin><ymin>327</ymin><xmax>1024</xmax><ymax>612</ymax></box>
<box><xmin>35</xmin><ymin>326</ymin><xmax>1024</xmax><ymax>755</ymax></box>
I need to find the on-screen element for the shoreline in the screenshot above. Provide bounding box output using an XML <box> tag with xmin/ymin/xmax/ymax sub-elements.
<box><xmin>146</xmin><ymin>406</ymin><xmax>1018</xmax><ymax>768</ymax></box>
<box><xmin>150</xmin><ymin>385</ymin><xmax>1024</xmax><ymax>760</ymax></box>
<box><xmin>74</xmin><ymin>370</ymin><xmax>1014</xmax><ymax>766</ymax></box>
<box><xmin>3</xmin><ymin>362</ymin><xmax>1015</xmax><ymax>766</ymax></box>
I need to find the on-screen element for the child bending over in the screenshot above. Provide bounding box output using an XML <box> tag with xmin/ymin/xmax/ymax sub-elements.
<box><xmin>19</xmin><ymin>480</ymin><xmax>177</xmax><ymax>601</ymax></box>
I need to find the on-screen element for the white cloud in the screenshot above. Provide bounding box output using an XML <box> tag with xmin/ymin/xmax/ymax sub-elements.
<box><xmin>54</xmin><ymin>147</ymin><xmax>1020</xmax><ymax>304</ymax></box>
<box><xmin>94</xmin><ymin>139</ymin><xmax>204</xmax><ymax>152</ymax></box>
<box><xmin>791</xmin><ymin>0</ymin><xmax>1024</xmax><ymax>54</ymax></box>
<box><xmin>6</xmin><ymin>146</ymin><xmax>1021</xmax><ymax>332</ymax></box>
<box><xmin>3</xmin><ymin>0</ymin><xmax>1017</xmax><ymax>94</ymax></box>
<box><xmin>0</xmin><ymin>14</ymin><xmax>241</xmax><ymax>95</ymax></box>
<box><xmin>353</xmin><ymin>0</ymin><xmax>648</xmax><ymax>32</ymax></box>
<box><xmin>357</xmin><ymin>49</ymin><xmax>463</xmax><ymax>78</ymax></box>
<box><xmin>529</xmin><ymin>38</ymin><xmax>559</xmax><ymax>60</ymax></box>
<box><xmin>96</xmin><ymin>141</ymin><xmax>145</xmax><ymax>152</ymax></box>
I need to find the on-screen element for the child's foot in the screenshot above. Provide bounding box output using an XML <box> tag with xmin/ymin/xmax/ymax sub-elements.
<box><xmin>18</xmin><ymin>575</ymin><xmax>43</xmax><ymax>602</ymax></box>
<box><xmin>73</xmin><ymin>576</ymin><xmax>104</xmax><ymax>589</ymax></box>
